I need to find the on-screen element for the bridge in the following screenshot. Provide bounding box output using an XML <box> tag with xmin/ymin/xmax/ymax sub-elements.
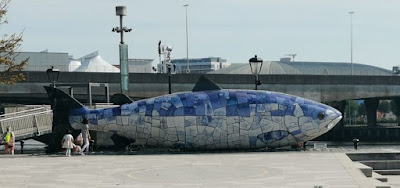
<box><xmin>1</xmin><ymin>71</ymin><xmax>400</xmax><ymax>128</ymax></box>
<box><xmin>1</xmin><ymin>71</ymin><xmax>400</xmax><ymax>102</ymax></box>
<box><xmin>2</xmin><ymin>71</ymin><xmax>400</xmax><ymax>147</ymax></box>
<box><xmin>0</xmin><ymin>106</ymin><xmax>53</xmax><ymax>141</ymax></box>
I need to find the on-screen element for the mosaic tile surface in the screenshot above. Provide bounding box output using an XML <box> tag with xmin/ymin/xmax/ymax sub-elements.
<box><xmin>69</xmin><ymin>89</ymin><xmax>342</xmax><ymax>149</ymax></box>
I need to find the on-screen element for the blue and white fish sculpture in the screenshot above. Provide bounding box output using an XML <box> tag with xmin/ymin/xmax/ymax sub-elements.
<box><xmin>49</xmin><ymin>76</ymin><xmax>342</xmax><ymax>149</ymax></box>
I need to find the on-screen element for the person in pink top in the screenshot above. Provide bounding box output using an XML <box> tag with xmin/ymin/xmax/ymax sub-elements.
<box><xmin>61</xmin><ymin>129</ymin><xmax>74</xmax><ymax>157</ymax></box>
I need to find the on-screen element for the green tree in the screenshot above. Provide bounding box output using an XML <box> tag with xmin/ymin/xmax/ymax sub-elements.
<box><xmin>390</xmin><ymin>100</ymin><xmax>400</xmax><ymax>116</ymax></box>
<box><xmin>0</xmin><ymin>0</ymin><xmax>28</xmax><ymax>84</ymax></box>
<box><xmin>358</xmin><ymin>102</ymin><xmax>366</xmax><ymax>116</ymax></box>
<box><xmin>377</xmin><ymin>100</ymin><xmax>390</xmax><ymax>113</ymax></box>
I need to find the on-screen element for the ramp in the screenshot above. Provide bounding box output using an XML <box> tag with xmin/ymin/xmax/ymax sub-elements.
<box><xmin>0</xmin><ymin>106</ymin><xmax>53</xmax><ymax>140</ymax></box>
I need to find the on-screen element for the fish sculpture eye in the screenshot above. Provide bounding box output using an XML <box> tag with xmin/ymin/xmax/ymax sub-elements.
<box><xmin>317</xmin><ymin>112</ymin><xmax>325</xmax><ymax>120</ymax></box>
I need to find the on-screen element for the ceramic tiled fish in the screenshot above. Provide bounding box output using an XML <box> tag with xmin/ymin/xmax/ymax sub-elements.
<box><xmin>47</xmin><ymin>76</ymin><xmax>342</xmax><ymax>149</ymax></box>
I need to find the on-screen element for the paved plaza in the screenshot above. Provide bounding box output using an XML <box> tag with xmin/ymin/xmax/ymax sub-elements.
<box><xmin>1</xmin><ymin>147</ymin><xmax>398</xmax><ymax>188</ymax></box>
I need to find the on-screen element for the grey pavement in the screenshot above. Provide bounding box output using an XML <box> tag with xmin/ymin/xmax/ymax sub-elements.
<box><xmin>0</xmin><ymin>147</ymin><xmax>394</xmax><ymax>188</ymax></box>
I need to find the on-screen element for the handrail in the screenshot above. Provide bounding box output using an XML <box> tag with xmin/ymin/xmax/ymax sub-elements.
<box><xmin>0</xmin><ymin>107</ymin><xmax>50</xmax><ymax>118</ymax></box>
<box><xmin>0</xmin><ymin>110</ymin><xmax>52</xmax><ymax>122</ymax></box>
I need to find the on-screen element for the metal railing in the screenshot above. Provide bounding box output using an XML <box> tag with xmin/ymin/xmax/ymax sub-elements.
<box><xmin>0</xmin><ymin>107</ymin><xmax>53</xmax><ymax>140</ymax></box>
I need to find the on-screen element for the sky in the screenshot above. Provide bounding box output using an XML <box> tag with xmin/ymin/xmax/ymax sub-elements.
<box><xmin>2</xmin><ymin>0</ymin><xmax>400</xmax><ymax>70</ymax></box>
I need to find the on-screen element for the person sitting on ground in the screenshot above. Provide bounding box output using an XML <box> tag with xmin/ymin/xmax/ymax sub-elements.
<box><xmin>72</xmin><ymin>143</ymin><xmax>84</xmax><ymax>155</ymax></box>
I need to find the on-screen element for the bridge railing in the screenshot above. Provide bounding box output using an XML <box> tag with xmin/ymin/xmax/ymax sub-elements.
<box><xmin>0</xmin><ymin>107</ymin><xmax>53</xmax><ymax>140</ymax></box>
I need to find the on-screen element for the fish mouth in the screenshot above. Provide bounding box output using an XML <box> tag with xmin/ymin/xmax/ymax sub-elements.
<box><xmin>326</xmin><ymin>115</ymin><xmax>342</xmax><ymax>130</ymax></box>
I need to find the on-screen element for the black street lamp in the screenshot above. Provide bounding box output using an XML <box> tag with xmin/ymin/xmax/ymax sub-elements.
<box><xmin>46</xmin><ymin>66</ymin><xmax>60</xmax><ymax>88</ymax></box>
<box><xmin>249</xmin><ymin>55</ymin><xmax>263</xmax><ymax>90</ymax></box>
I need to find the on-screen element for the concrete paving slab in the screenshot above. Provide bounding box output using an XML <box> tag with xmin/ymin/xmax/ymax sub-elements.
<box><xmin>0</xmin><ymin>151</ymin><xmax>377</xmax><ymax>188</ymax></box>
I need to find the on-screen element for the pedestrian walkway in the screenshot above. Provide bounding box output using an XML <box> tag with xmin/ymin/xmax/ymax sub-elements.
<box><xmin>0</xmin><ymin>106</ymin><xmax>52</xmax><ymax>140</ymax></box>
<box><xmin>0</xmin><ymin>149</ymin><xmax>395</xmax><ymax>188</ymax></box>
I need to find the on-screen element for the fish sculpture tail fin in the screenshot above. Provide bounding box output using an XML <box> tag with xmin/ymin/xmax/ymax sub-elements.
<box><xmin>44</xmin><ymin>86</ymin><xmax>85</xmax><ymax>114</ymax></box>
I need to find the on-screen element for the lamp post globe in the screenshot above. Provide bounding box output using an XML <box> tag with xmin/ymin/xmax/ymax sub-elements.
<box><xmin>249</xmin><ymin>55</ymin><xmax>263</xmax><ymax>90</ymax></box>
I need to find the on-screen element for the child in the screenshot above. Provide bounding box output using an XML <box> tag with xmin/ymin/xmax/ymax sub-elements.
<box><xmin>72</xmin><ymin>143</ymin><xmax>84</xmax><ymax>155</ymax></box>
<box><xmin>61</xmin><ymin>129</ymin><xmax>74</xmax><ymax>157</ymax></box>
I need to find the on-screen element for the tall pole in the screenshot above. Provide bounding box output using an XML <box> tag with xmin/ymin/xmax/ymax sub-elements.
<box><xmin>112</xmin><ymin>6</ymin><xmax>132</xmax><ymax>95</ymax></box>
<box><xmin>184</xmin><ymin>4</ymin><xmax>190</xmax><ymax>73</ymax></box>
<box><xmin>349</xmin><ymin>11</ymin><xmax>354</xmax><ymax>76</ymax></box>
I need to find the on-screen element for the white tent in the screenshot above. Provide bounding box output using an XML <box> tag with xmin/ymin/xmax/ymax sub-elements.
<box><xmin>68</xmin><ymin>58</ymin><xmax>81</xmax><ymax>72</ymax></box>
<box><xmin>74</xmin><ymin>51</ymin><xmax>120</xmax><ymax>73</ymax></box>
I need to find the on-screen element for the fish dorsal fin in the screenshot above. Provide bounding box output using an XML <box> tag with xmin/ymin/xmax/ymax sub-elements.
<box><xmin>110</xmin><ymin>93</ymin><xmax>134</xmax><ymax>105</ymax></box>
<box><xmin>192</xmin><ymin>75</ymin><xmax>222</xmax><ymax>92</ymax></box>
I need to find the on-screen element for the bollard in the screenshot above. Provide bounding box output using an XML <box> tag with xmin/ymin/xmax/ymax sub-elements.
<box><xmin>352</xmin><ymin>138</ymin><xmax>359</xmax><ymax>149</ymax></box>
<box><xmin>20</xmin><ymin>140</ymin><xmax>25</xmax><ymax>154</ymax></box>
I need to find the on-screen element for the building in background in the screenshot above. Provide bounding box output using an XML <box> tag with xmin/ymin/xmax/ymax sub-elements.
<box><xmin>4</xmin><ymin>50</ymin><xmax>70</xmax><ymax>71</ymax></box>
<box><xmin>169</xmin><ymin>57</ymin><xmax>231</xmax><ymax>74</ymax></box>
<box><xmin>209</xmin><ymin>61</ymin><xmax>393</xmax><ymax>75</ymax></box>
<box><xmin>128</xmin><ymin>59</ymin><xmax>153</xmax><ymax>73</ymax></box>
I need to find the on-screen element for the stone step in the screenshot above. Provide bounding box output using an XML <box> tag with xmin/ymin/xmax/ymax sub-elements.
<box><xmin>374</xmin><ymin>169</ymin><xmax>400</xmax><ymax>176</ymax></box>
<box><xmin>355</xmin><ymin>162</ymin><xmax>373</xmax><ymax>177</ymax></box>
<box><xmin>372</xmin><ymin>172</ymin><xmax>388</xmax><ymax>182</ymax></box>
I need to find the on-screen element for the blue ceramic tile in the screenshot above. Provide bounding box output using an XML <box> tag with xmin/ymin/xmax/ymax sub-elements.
<box><xmin>247</xmin><ymin>93</ymin><xmax>257</xmax><ymax>104</ymax></box>
<box><xmin>229</xmin><ymin>90</ymin><xmax>236</xmax><ymax>98</ymax></box>
<box><xmin>300</xmin><ymin>104</ymin><xmax>315</xmax><ymax>117</ymax></box>
<box><xmin>226</xmin><ymin>105</ymin><xmax>238</xmax><ymax>116</ymax></box>
<box><xmin>295</xmin><ymin>97</ymin><xmax>305</xmax><ymax>105</ymax></box>
<box><xmin>145</xmin><ymin>104</ymin><xmax>154</xmax><ymax>116</ymax></box>
<box><xmin>174</xmin><ymin>108</ymin><xmax>184</xmax><ymax>116</ymax></box>
<box><xmin>285</xmin><ymin>104</ymin><xmax>296</xmax><ymax>116</ymax></box>
<box><xmin>161</xmin><ymin>102</ymin><xmax>172</xmax><ymax>111</ymax></box>
<box><xmin>258</xmin><ymin>130</ymin><xmax>289</xmax><ymax>143</ymax></box>
<box><xmin>70</xmin><ymin>107</ymin><xmax>90</xmax><ymax>116</ymax></box>
<box><xmin>266</xmin><ymin>93</ymin><xmax>277</xmax><ymax>104</ymax></box>
<box><xmin>166</xmin><ymin>106</ymin><xmax>176</xmax><ymax>116</ymax></box>
<box><xmin>291</xmin><ymin>129</ymin><xmax>302</xmax><ymax>135</ymax></box>
<box><xmin>205</xmin><ymin>102</ymin><xmax>214</xmax><ymax>115</ymax></box>
<box><xmin>256</xmin><ymin>104</ymin><xmax>265</xmax><ymax>112</ymax></box>
<box><xmin>112</xmin><ymin>107</ymin><xmax>121</xmax><ymax>116</ymax></box>
<box><xmin>195</xmin><ymin>104</ymin><xmax>205</xmax><ymax>116</ymax></box>
<box><xmin>271</xmin><ymin>110</ymin><xmax>286</xmax><ymax>116</ymax></box>
<box><xmin>185</xmin><ymin>94</ymin><xmax>195</xmax><ymax>106</ymax></box>
<box><xmin>137</xmin><ymin>101</ymin><xmax>146</xmax><ymax>106</ymax></box>
<box><xmin>128</xmin><ymin>103</ymin><xmax>138</xmax><ymax>111</ymax></box>
<box><xmin>106</xmin><ymin>116</ymin><xmax>116</xmax><ymax>122</ymax></box>
<box><xmin>146</xmin><ymin>98</ymin><xmax>154</xmax><ymax>105</ymax></box>
<box><xmin>158</xmin><ymin>109</ymin><xmax>168</xmax><ymax>116</ymax></box>
<box><xmin>184</xmin><ymin>107</ymin><xmax>196</xmax><ymax>116</ymax></box>
<box><xmin>238</xmin><ymin>103</ymin><xmax>250</xmax><ymax>117</ymax></box>
<box><xmin>227</xmin><ymin>97</ymin><xmax>237</xmax><ymax>106</ymax></box>
<box><xmin>171</xmin><ymin>95</ymin><xmax>183</xmax><ymax>108</ymax></box>
<box><xmin>97</xmin><ymin>110</ymin><xmax>104</xmax><ymax>119</ymax></box>
<box><xmin>208</xmin><ymin>92</ymin><xmax>219</xmax><ymax>102</ymax></box>
<box><xmin>154</xmin><ymin>98</ymin><xmax>162</xmax><ymax>111</ymax></box>
<box><xmin>256</xmin><ymin>92</ymin><xmax>267</xmax><ymax>104</ymax></box>
<box><xmin>103</xmin><ymin>108</ymin><xmax>112</xmax><ymax>117</ymax></box>
<box><xmin>236</xmin><ymin>92</ymin><xmax>248</xmax><ymax>104</ymax></box>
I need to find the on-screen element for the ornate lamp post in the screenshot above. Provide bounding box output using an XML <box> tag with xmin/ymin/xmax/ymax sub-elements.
<box><xmin>183</xmin><ymin>4</ymin><xmax>190</xmax><ymax>74</ymax></box>
<box><xmin>46</xmin><ymin>66</ymin><xmax>60</xmax><ymax>88</ymax></box>
<box><xmin>249</xmin><ymin>55</ymin><xmax>263</xmax><ymax>90</ymax></box>
<box><xmin>112</xmin><ymin>6</ymin><xmax>132</xmax><ymax>95</ymax></box>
